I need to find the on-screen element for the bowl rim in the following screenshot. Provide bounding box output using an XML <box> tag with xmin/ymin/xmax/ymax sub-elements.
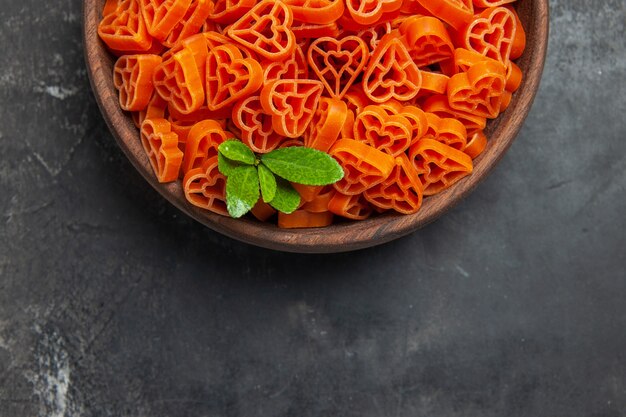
<box><xmin>83</xmin><ymin>0</ymin><xmax>549</xmax><ymax>253</ymax></box>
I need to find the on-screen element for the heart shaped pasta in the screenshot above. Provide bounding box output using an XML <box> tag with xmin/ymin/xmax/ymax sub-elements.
<box><xmin>98</xmin><ymin>0</ymin><xmax>153</xmax><ymax>52</ymax></box>
<box><xmin>330</xmin><ymin>139</ymin><xmax>395</xmax><ymax>195</ymax></box>
<box><xmin>205</xmin><ymin>44</ymin><xmax>264</xmax><ymax>111</ymax></box>
<box><xmin>260</xmin><ymin>79</ymin><xmax>324</xmax><ymax>138</ymax></box>
<box><xmin>362</xmin><ymin>33</ymin><xmax>422</xmax><ymax>103</ymax></box>
<box><xmin>397</xmin><ymin>105</ymin><xmax>428</xmax><ymax>142</ymax></box>
<box><xmin>308</xmin><ymin>36</ymin><xmax>370</xmax><ymax>99</ymax></box>
<box><xmin>460</xmin><ymin>6</ymin><xmax>517</xmax><ymax>65</ymax></box>
<box><xmin>304</xmin><ymin>97</ymin><xmax>349</xmax><ymax>153</ymax></box>
<box><xmin>113</xmin><ymin>54</ymin><xmax>162</xmax><ymax>111</ymax></box>
<box><xmin>399</xmin><ymin>16</ymin><xmax>454</xmax><ymax>67</ymax></box>
<box><xmin>232</xmin><ymin>95</ymin><xmax>284</xmax><ymax>154</ymax></box>
<box><xmin>162</xmin><ymin>0</ymin><xmax>213</xmax><ymax>48</ymax></box>
<box><xmin>227</xmin><ymin>0</ymin><xmax>296</xmax><ymax>60</ymax></box>
<box><xmin>353</xmin><ymin>105</ymin><xmax>413</xmax><ymax>157</ymax></box>
<box><xmin>328</xmin><ymin>191</ymin><xmax>373</xmax><ymax>220</ymax></box>
<box><xmin>409</xmin><ymin>138</ymin><xmax>473</xmax><ymax>195</ymax></box>
<box><xmin>181</xmin><ymin>119</ymin><xmax>229</xmax><ymax>174</ymax></box>
<box><xmin>447</xmin><ymin>60</ymin><xmax>507</xmax><ymax>119</ymax></box>
<box><xmin>416</xmin><ymin>113</ymin><xmax>468</xmax><ymax>151</ymax></box>
<box><xmin>140</xmin><ymin>118</ymin><xmax>184</xmax><ymax>182</ymax></box>
<box><xmin>262</xmin><ymin>45</ymin><xmax>309</xmax><ymax>84</ymax></box>
<box><xmin>183</xmin><ymin>156</ymin><xmax>228</xmax><ymax>215</ymax></box>
<box><xmin>422</xmin><ymin>94</ymin><xmax>487</xmax><ymax>133</ymax></box>
<box><xmin>364</xmin><ymin>154</ymin><xmax>423</xmax><ymax>214</ymax></box>
<box><xmin>162</xmin><ymin>32</ymin><xmax>210</xmax><ymax>74</ymax></box>
<box><xmin>153</xmin><ymin>47</ymin><xmax>205</xmax><ymax>115</ymax></box>
<box><xmin>139</xmin><ymin>0</ymin><xmax>192</xmax><ymax>41</ymax></box>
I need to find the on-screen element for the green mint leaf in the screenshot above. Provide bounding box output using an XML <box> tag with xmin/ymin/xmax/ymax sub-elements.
<box><xmin>261</xmin><ymin>147</ymin><xmax>344</xmax><ymax>186</ymax></box>
<box><xmin>258</xmin><ymin>163</ymin><xmax>277</xmax><ymax>203</ymax></box>
<box><xmin>218</xmin><ymin>140</ymin><xmax>256</xmax><ymax>165</ymax></box>
<box><xmin>225</xmin><ymin>166</ymin><xmax>260</xmax><ymax>218</ymax></box>
<box><xmin>218</xmin><ymin>152</ymin><xmax>241</xmax><ymax>177</ymax></box>
<box><xmin>269</xmin><ymin>178</ymin><xmax>301</xmax><ymax>214</ymax></box>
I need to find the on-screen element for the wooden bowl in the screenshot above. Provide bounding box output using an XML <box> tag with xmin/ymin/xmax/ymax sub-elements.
<box><xmin>83</xmin><ymin>0</ymin><xmax>549</xmax><ymax>253</ymax></box>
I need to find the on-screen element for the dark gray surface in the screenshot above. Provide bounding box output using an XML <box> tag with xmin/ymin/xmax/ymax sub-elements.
<box><xmin>1</xmin><ymin>1</ymin><xmax>625</xmax><ymax>416</ymax></box>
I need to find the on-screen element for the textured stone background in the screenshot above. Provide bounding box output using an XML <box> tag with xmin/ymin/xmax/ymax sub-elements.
<box><xmin>1</xmin><ymin>1</ymin><xmax>625</xmax><ymax>416</ymax></box>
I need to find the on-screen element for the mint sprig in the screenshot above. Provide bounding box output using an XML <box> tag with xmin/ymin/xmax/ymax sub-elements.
<box><xmin>258</xmin><ymin>163</ymin><xmax>277</xmax><ymax>203</ymax></box>
<box><xmin>225</xmin><ymin>165</ymin><xmax>259</xmax><ymax>218</ymax></box>
<box><xmin>218</xmin><ymin>152</ymin><xmax>240</xmax><ymax>177</ymax></box>
<box><xmin>268</xmin><ymin>178</ymin><xmax>301</xmax><ymax>214</ymax></box>
<box><xmin>219</xmin><ymin>140</ymin><xmax>256</xmax><ymax>165</ymax></box>
<box><xmin>261</xmin><ymin>147</ymin><xmax>344</xmax><ymax>186</ymax></box>
<box><xmin>217</xmin><ymin>140</ymin><xmax>344</xmax><ymax>218</ymax></box>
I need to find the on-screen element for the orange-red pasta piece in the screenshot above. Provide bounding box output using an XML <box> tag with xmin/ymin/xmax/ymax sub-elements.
<box><xmin>113</xmin><ymin>54</ymin><xmax>162</xmax><ymax>111</ymax></box>
<box><xmin>409</xmin><ymin>138</ymin><xmax>473</xmax><ymax>195</ymax></box>
<box><xmin>183</xmin><ymin>156</ymin><xmax>228</xmax><ymax>215</ymax></box>
<box><xmin>364</xmin><ymin>154</ymin><xmax>423</xmax><ymax>214</ymax></box>
<box><xmin>99</xmin><ymin>0</ymin><xmax>153</xmax><ymax>52</ymax></box>
<box><xmin>140</xmin><ymin>118</ymin><xmax>184</xmax><ymax>182</ymax></box>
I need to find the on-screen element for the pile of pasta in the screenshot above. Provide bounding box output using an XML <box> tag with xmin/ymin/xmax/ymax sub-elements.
<box><xmin>98</xmin><ymin>0</ymin><xmax>526</xmax><ymax>228</ymax></box>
